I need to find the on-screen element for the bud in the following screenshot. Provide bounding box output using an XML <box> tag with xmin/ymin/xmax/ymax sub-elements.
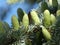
<box><xmin>49</xmin><ymin>0</ymin><xmax>52</xmax><ymax>6</ymax></box>
<box><xmin>41</xmin><ymin>2</ymin><xmax>48</xmax><ymax>12</ymax></box>
<box><xmin>0</xmin><ymin>21</ymin><xmax>6</xmax><ymax>34</ymax></box>
<box><xmin>22</xmin><ymin>13</ymin><xmax>29</xmax><ymax>29</ymax></box>
<box><xmin>30</xmin><ymin>10</ymin><xmax>41</xmax><ymax>25</ymax></box>
<box><xmin>51</xmin><ymin>14</ymin><xmax>56</xmax><ymax>25</ymax></box>
<box><xmin>17</xmin><ymin>8</ymin><xmax>24</xmax><ymax>22</ymax></box>
<box><xmin>41</xmin><ymin>26</ymin><xmax>51</xmax><ymax>41</ymax></box>
<box><xmin>48</xmin><ymin>0</ymin><xmax>58</xmax><ymax>7</ymax></box>
<box><xmin>4</xmin><ymin>22</ymin><xmax>10</xmax><ymax>30</ymax></box>
<box><xmin>43</xmin><ymin>10</ymin><xmax>51</xmax><ymax>28</ymax></box>
<box><xmin>48</xmin><ymin>0</ymin><xmax>58</xmax><ymax>13</ymax></box>
<box><xmin>56</xmin><ymin>10</ymin><xmax>60</xmax><ymax>16</ymax></box>
<box><xmin>11</xmin><ymin>15</ymin><xmax>19</xmax><ymax>30</ymax></box>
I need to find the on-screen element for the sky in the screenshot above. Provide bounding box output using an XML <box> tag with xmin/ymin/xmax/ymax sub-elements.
<box><xmin>0</xmin><ymin>0</ymin><xmax>39</xmax><ymax>26</ymax></box>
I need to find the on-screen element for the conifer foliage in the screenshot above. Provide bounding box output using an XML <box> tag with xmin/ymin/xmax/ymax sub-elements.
<box><xmin>0</xmin><ymin>0</ymin><xmax>60</xmax><ymax>45</ymax></box>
